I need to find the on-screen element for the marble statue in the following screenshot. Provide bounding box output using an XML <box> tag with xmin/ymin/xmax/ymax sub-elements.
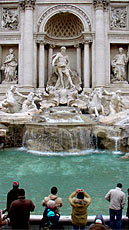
<box><xmin>0</xmin><ymin>85</ymin><xmax>38</xmax><ymax>114</ymax></box>
<box><xmin>21</xmin><ymin>92</ymin><xmax>38</xmax><ymax>113</ymax></box>
<box><xmin>0</xmin><ymin>85</ymin><xmax>21</xmax><ymax>113</ymax></box>
<box><xmin>45</xmin><ymin>46</ymin><xmax>82</xmax><ymax>107</ymax></box>
<box><xmin>111</xmin><ymin>47</ymin><xmax>129</xmax><ymax>83</ymax></box>
<box><xmin>1</xmin><ymin>48</ymin><xmax>18</xmax><ymax>83</ymax></box>
<box><xmin>104</xmin><ymin>89</ymin><xmax>125</xmax><ymax>115</ymax></box>
<box><xmin>88</xmin><ymin>88</ymin><xmax>105</xmax><ymax>117</ymax></box>
<box><xmin>51</xmin><ymin>46</ymin><xmax>75</xmax><ymax>90</ymax></box>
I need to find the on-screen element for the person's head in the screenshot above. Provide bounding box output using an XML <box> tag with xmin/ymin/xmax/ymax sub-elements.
<box><xmin>51</xmin><ymin>186</ymin><xmax>58</xmax><ymax>195</ymax></box>
<box><xmin>61</xmin><ymin>46</ymin><xmax>66</xmax><ymax>54</ymax></box>
<box><xmin>127</xmin><ymin>188</ymin><xmax>129</xmax><ymax>195</ymax></box>
<box><xmin>13</xmin><ymin>181</ymin><xmax>19</xmax><ymax>189</ymax></box>
<box><xmin>119</xmin><ymin>47</ymin><xmax>123</xmax><ymax>54</ymax></box>
<box><xmin>18</xmin><ymin>189</ymin><xmax>25</xmax><ymax>198</ymax></box>
<box><xmin>9</xmin><ymin>48</ymin><xmax>14</xmax><ymax>54</ymax></box>
<box><xmin>117</xmin><ymin>183</ymin><xmax>122</xmax><ymax>189</ymax></box>
<box><xmin>94</xmin><ymin>214</ymin><xmax>105</xmax><ymax>225</ymax></box>
<box><xmin>116</xmin><ymin>90</ymin><xmax>121</xmax><ymax>95</ymax></box>
<box><xmin>95</xmin><ymin>219</ymin><xmax>102</xmax><ymax>224</ymax></box>
<box><xmin>77</xmin><ymin>192</ymin><xmax>84</xmax><ymax>199</ymax></box>
<box><xmin>47</xmin><ymin>200</ymin><xmax>56</xmax><ymax>209</ymax></box>
<box><xmin>10</xmin><ymin>85</ymin><xmax>16</xmax><ymax>92</ymax></box>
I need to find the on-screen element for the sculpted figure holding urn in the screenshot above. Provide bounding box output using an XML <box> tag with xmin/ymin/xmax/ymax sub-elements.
<box><xmin>1</xmin><ymin>48</ymin><xmax>18</xmax><ymax>83</ymax></box>
<box><xmin>111</xmin><ymin>47</ymin><xmax>129</xmax><ymax>83</ymax></box>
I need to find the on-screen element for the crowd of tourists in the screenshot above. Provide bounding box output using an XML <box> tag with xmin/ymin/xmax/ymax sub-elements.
<box><xmin>0</xmin><ymin>182</ymin><xmax>129</xmax><ymax>230</ymax></box>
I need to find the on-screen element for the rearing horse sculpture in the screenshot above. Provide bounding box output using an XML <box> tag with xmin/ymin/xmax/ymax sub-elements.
<box><xmin>88</xmin><ymin>88</ymin><xmax>104</xmax><ymax>117</ymax></box>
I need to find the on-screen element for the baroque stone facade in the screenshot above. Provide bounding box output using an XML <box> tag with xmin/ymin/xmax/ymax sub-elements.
<box><xmin>0</xmin><ymin>0</ymin><xmax>129</xmax><ymax>94</ymax></box>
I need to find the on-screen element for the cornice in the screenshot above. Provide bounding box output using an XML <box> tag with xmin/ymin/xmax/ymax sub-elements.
<box><xmin>0</xmin><ymin>32</ymin><xmax>21</xmax><ymax>40</ymax></box>
<box><xmin>34</xmin><ymin>32</ymin><xmax>94</xmax><ymax>46</ymax></box>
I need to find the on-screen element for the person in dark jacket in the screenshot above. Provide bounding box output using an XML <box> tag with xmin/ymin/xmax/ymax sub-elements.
<box><xmin>126</xmin><ymin>188</ymin><xmax>129</xmax><ymax>228</ymax></box>
<box><xmin>8</xmin><ymin>188</ymin><xmax>35</xmax><ymax>229</ymax></box>
<box><xmin>126</xmin><ymin>188</ymin><xmax>129</xmax><ymax>217</ymax></box>
<box><xmin>89</xmin><ymin>215</ymin><xmax>110</xmax><ymax>230</ymax></box>
<box><xmin>7</xmin><ymin>181</ymin><xmax>19</xmax><ymax>212</ymax></box>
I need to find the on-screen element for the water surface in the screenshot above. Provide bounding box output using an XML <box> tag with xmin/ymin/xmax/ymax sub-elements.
<box><xmin>0</xmin><ymin>148</ymin><xmax>128</xmax><ymax>216</ymax></box>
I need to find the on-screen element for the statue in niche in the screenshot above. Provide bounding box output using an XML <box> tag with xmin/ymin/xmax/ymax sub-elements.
<box><xmin>111</xmin><ymin>47</ymin><xmax>129</xmax><ymax>83</ymax></box>
<box><xmin>47</xmin><ymin>46</ymin><xmax>82</xmax><ymax>93</ymax></box>
<box><xmin>1</xmin><ymin>48</ymin><xmax>18</xmax><ymax>83</ymax></box>
<box><xmin>2</xmin><ymin>8</ymin><xmax>18</xmax><ymax>30</ymax></box>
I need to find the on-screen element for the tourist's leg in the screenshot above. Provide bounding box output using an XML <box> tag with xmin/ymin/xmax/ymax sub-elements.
<box><xmin>109</xmin><ymin>208</ymin><xmax>115</xmax><ymax>229</ymax></box>
<box><xmin>116</xmin><ymin>209</ymin><xmax>122</xmax><ymax>230</ymax></box>
<box><xmin>73</xmin><ymin>225</ymin><xmax>79</xmax><ymax>230</ymax></box>
<box><xmin>80</xmin><ymin>225</ymin><xmax>86</xmax><ymax>230</ymax></box>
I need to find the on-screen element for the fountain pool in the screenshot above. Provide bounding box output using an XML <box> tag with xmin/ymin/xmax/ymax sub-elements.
<box><xmin>0</xmin><ymin>148</ymin><xmax>129</xmax><ymax>216</ymax></box>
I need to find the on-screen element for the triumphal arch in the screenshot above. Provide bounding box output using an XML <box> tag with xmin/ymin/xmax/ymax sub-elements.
<box><xmin>0</xmin><ymin>0</ymin><xmax>129</xmax><ymax>98</ymax></box>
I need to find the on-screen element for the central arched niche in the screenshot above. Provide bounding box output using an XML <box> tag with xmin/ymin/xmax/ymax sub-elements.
<box><xmin>44</xmin><ymin>12</ymin><xmax>84</xmax><ymax>38</ymax></box>
<box><xmin>43</xmin><ymin>12</ymin><xmax>85</xmax><ymax>85</ymax></box>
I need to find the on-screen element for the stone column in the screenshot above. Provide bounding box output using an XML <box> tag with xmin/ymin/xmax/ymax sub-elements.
<box><xmin>75</xmin><ymin>44</ymin><xmax>81</xmax><ymax>78</ymax></box>
<box><xmin>127</xmin><ymin>45</ymin><xmax>129</xmax><ymax>82</ymax></box>
<box><xmin>83</xmin><ymin>41</ymin><xmax>90</xmax><ymax>88</ymax></box>
<box><xmin>23</xmin><ymin>0</ymin><xmax>35</xmax><ymax>87</ymax></box>
<box><xmin>93</xmin><ymin>0</ymin><xmax>109</xmax><ymax>87</ymax></box>
<box><xmin>39</xmin><ymin>41</ymin><xmax>45</xmax><ymax>88</ymax></box>
<box><xmin>48</xmin><ymin>45</ymin><xmax>54</xmax><ymax>80</ymax></box>
<box><xmin>19</xmin><ymin>2</ymin><xmax>25</xmax><ymax>85</ymax></box>
<box><xmin>0</xmin><ymin>46</ymin><xmax>2</xmax><ymax>83</ymax></box>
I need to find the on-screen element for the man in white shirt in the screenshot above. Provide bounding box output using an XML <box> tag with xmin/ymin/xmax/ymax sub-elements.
<box><xmin>105</xmin><ymin>183</ymin><xmax>126</xmax><ymax>230</ymax></box>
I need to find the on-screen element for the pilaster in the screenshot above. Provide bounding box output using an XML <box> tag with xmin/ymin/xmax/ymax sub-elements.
<box><xmin>93</xmin><ymin>0</ymin><xmax>110</xmax><ymax>87</ymax></box>
<box><xmin>19</xmin><ymin>0</ymin><xmax>36</xmax><ymax>87</ymax></box>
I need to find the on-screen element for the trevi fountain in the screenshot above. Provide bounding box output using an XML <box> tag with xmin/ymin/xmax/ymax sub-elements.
<box><xmin>0</xmin><ymin>0</ymin><xmax>129</xmax><ymax>222</ymax></box>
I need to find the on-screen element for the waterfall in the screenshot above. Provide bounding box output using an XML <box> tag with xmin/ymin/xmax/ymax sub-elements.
<box><xmin>112</xmin><ymin>136</ymin><xmax>120</xmax><ymax>152</ymax></box>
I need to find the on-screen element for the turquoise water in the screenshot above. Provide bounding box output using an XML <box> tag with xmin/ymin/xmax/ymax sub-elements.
<box><xmin>0</xmin><ymin>148</ymin><xmax>129</xmax><ymax>216</ymax></box>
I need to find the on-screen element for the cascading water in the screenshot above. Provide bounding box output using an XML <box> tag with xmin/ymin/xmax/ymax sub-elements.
<box><xmin>112</xmin><ymin>136</ymin><xmax>120</xmax><ymax>153</ymax></box>
<box><xmin>22</xmin><ymin>124</ymin><xmax>96</xmax><ymax>152</ymax></box>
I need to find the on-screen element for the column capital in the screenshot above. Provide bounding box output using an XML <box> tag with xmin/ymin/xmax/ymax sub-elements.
<box><xmin>49</xmin><ymin>44</ymin><xmax>55</xmax><ymax>49</ymax></box>
<box><xmin>36</xmin><ymin>40</ymin><xmax>46</xmax><ymax>45</ymax></box>
<box><xmin>83</xmin><ymin>39</ymin><xmax>92</xmax><ymax>45</ymax></box>
<box><xmin>19</xmin><ymin>0</ymin><xmax>36</xmax><ymax>10</ymax></box>
<box><xmin>93</xmin><ymin>0</ymin><xmax>110</xmax><ymax>10</ymax></box>
<box><xmin>74</xmin><ymin>43</ymin><xmax>81</xmax><ymax>48</ymax></box>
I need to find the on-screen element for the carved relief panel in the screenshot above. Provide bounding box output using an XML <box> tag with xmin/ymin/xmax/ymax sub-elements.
<box><xmin>110</xmin><ymin>7</ymin><xmax>127</xmax><ymax>30</ymax></box>
<box><xmin>1</xmin><ymin>8</ymin><xmax>19</xmax><ymax>30</ymax></box>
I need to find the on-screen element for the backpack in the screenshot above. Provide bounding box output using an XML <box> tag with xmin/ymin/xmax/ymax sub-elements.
<box><xmin>39</xmin><ymin>209</ymin><xmax>51</xmax><ymax>230</ymax></box>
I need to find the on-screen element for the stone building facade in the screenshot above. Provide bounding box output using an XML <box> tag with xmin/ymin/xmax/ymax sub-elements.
<box><xmin>0</xmin><ymin>0</ymin><xmax>129</xmax><ymax>95</ymax></box>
